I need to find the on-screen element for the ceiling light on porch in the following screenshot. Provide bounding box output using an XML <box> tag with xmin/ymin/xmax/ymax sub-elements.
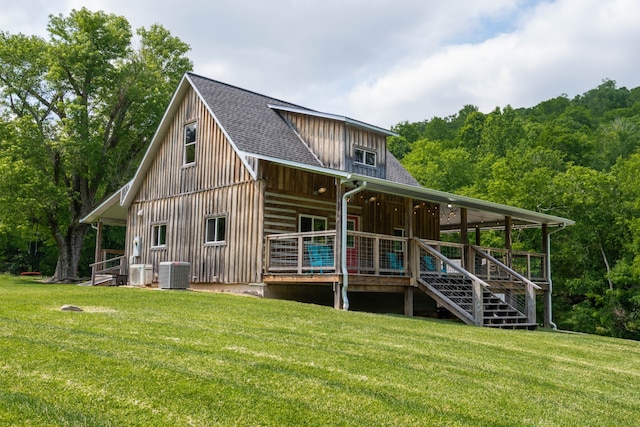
<box><xmin>368</xmin><ymin>196</ymin><xmax>376</xmax><ymax>202</ymax></box>
<box><xmin>447</xmin><ymin>203</ymin><xmax>452</xmax><ymax>208</ymax></box>
<box><xmin>313</xmin><ymin>186</ymin><xmax>327</xmax><ymax>195</ymax></box>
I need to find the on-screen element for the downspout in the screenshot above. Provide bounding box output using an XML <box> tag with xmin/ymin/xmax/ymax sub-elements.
<box><xmin>341</xmin><ymin>180</ymin><xmax>367</xmax><ymax>310</ymax></box>
<box><xmin>546</xmin><ymin>223</ymin><xmax>567</xmax><ymax>330</ymax></box>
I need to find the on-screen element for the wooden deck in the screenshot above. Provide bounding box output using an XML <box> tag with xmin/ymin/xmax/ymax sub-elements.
<box><xmin>264</xmin><ymin>231</ymin><xmax>547</xmax><ymax>328</ymax></box>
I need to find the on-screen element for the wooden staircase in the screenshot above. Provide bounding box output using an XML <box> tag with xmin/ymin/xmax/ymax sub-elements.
<box><xmin>417</xmin><ymin>274</ymin><xmax>537</xmax><ymax>330</ymax></box>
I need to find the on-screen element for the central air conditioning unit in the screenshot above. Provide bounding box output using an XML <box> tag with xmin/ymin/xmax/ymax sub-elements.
<box><xmin>158</xmin><ymin>262</ymin><xmax>190</xmax><ymax>289</ymax></box>
<box><xmin>129</xmin><ymin>264</ymin><xmax>153</xmax><ymax>286</ymax></box>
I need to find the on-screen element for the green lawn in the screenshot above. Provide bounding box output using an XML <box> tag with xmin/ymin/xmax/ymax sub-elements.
<box><xmin>1</xmin><ymin>275</ymin><xmax>639</xmax><ymax>426</ymax></box>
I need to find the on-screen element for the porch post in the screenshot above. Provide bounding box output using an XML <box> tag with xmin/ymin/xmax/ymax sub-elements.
<box><xmin>461</xmin><ymin>208</ymin><xmax>471</xmax><ymax>271</ymax></box>
<box><xmin>504</xmin><ymin>216</ymin><xmax>514</xmax><ymax>308</ymax></box>
<box><xmin>542</xmin><ymin>224</ymin><xmax>552</xmax><ymax>328</ymax></box>
<box><xmin>475</xmin><ymin>224</ymin><xmax>481</xmax><ymax>245</ymax></box>
<box><xmin>406</xmin><ymin>198</ymin><xmax>416</xmax><ymax>289</ymax></box>
<box><xmin>91</xmin><ymin>221</ymin><xmax>103</xmax><ymax>286</ymax></box>
<box><xmin>504</xmin><ymin>216</ymin><xmax>512</xmax><ymax>267</ymax></box>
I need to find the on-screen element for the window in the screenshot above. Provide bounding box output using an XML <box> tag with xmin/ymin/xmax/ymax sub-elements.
<box><xmin>151</xmin><ymin>224</ymin><xmax>167</xmax><ymax>247</ymax></box>
<box><xmin>393</xmin><ymin>228</ymin><xmax>405</xmax><ymax>251</ymax></box>
<box><xmin>354</xmin><ymin>147</ymin><xmax>376</xmax><ymax>167</ymax></box>
<box><xmin>346</xmin><ymin>218</ymin><xmax>356</xmax><ymax>248</ymax></box>
<box><xmin>299</xmin><ymin>215</ymin><xmax>327</xmax><ymax>232</ymax></box>
<box><xmin>184</xmin><ymin>122</ymin><xmax>197</xmax><ymax>165</ymax></box>
<box><xmin>206</xmin><ymin>216</ymin><xmax>226</xmax><ymax>244</ymax></box>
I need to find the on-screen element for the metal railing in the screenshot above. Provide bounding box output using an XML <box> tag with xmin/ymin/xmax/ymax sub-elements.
<box><xmin>474</xmin><ymin>247</ymin><xmax>546</xmax><ymax>282</ymax></box>
<box><xmin>469</xmin><ymin>245</ymin><xmax>541</xmax><ymax>323</ymax></box>
<box><xmin>264</xmin><ymin>230</ymin><xmax>408</xmax><ymax>276</ymax></box>
<box><xmin>346</xmin><ymin>231</ymin><xmax>408</xmax><ymax>276</ymax></box>
<box><xmin>264</xmin><ymin>230</ymin><xmax>336</xmax><ymax>274</ymax></box>
<box><xmin>414</xmin><ymin>239</ymin><xmax>487</xmax><ymax>326</ymax></box>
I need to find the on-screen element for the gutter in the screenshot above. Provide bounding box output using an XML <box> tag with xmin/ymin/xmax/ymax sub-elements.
<box><xmin>340</xmin><ymin>179</ymin><xmax>367</xmax><ymax>310</ymax></box>
<box><xmin>546</xmin><ymin>223</ymin><xmax>567</xmax><ymax>330</ymax></box>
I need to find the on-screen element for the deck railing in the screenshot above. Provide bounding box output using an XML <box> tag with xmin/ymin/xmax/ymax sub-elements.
<box><xmin>473</xmin><ymin>247</ymin><xmax>547</xmax><ymax>282</ymax></box>
<box><xmin>469</xmin><ymin>245</ymin><xmax>541</xmax><ymax>323</ymax></box>
<box><xmin>414</xmin><ymin>239</ymin><xmax>487</xmax><ymax>325</ymax></box>
<box><xmin>264</xmin><ymin>230</ymin><xmax>408</xmax><ymax>276</ymax></box>
<box><xmin>264</xmin><ymin>231</ymin><xmax>337</xmax><ymax>274</ymax></box>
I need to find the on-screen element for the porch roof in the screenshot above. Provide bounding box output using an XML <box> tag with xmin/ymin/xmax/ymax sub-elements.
<box><xmin>81</xmin><ymin>188</ymin><xmax>127</xmax><ymax>225</ymax></box>
<box><xmin>352</xmin><ymin>175</ymin><xmax>574</xmax><ymax>229</ymax></box>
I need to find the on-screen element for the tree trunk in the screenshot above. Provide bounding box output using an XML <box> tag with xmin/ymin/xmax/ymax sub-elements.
<box><xmin>51</xmin><ymin>222</ymin><xmax>91</xmax><ymax>281</ymax></box>
<box><xmin>599</xmin><ymin>240</ymin><xmax>614</xmax><ymax>291</ymax></box>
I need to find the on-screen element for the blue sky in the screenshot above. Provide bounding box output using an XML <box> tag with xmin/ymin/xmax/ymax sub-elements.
<box><xmin>2</xmin><ymin>0</ymin><xmax>640</xmax><ymax>127</ymax></box>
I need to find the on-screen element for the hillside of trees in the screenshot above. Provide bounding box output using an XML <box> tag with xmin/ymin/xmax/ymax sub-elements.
<box><xmin>390</xmin><ymin>79</ymin><xmax>640</xmax><ymax>339</ymax></box>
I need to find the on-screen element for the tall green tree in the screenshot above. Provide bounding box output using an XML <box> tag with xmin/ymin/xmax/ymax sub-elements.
<box><xmin>0</xmin><ymin>8</ymin><xmax>192</xmax><ymax>279</ymax></box>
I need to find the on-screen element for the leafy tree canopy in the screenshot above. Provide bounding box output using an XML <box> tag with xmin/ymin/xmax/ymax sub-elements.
<box><xmin>0</xmin><ymin>8</ymin><xmax>192</xmax><ymax>280</ymax></box>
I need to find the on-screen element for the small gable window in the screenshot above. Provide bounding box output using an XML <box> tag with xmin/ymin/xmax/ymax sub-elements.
<box><xmin>151</xmin><ymin>224</ymin><xmax>167</xmax><ymax>247</ymax></box>
<box><xmin>354</xmin><ymin>147</ymin><xmax>376</xmax><ymax>167</ymax></box>
<box><xmin>184</xmin><ymin>122</ymin><xmax>197</xmax><ymax>165</ymax></box>
<box><xmin>206</xmin><ymin>216</ymin><xmax>226</xmax><ymax>244</ymax></box>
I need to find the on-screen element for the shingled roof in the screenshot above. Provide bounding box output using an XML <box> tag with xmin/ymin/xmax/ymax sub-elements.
<box><xmin>187</xmin><ymin>73</ymin><xmax>419</xmax><ymax>186</ymax></box>
<box><xmin>188</xmin><ymin>73</ymin><xmax>322</xmax><ymax>167</ymax></box>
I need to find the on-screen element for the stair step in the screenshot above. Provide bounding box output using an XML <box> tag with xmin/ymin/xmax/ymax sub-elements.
<box><xmin>484</xmin><ymin>322</ymin><xmax>538</xmax><ymax>330</ymax></box>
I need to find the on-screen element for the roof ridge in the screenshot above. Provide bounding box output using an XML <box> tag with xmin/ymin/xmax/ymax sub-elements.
<box><xmin>186</xmin><ymin>72</ymin><xmax>315</xmax><ymax>112</ymax></box>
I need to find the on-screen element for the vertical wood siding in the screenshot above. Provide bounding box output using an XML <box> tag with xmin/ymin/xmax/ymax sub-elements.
<box><xmin>279</xmin><ymin>112</ymin><xmax>388</xmax><ymax>179</ymax></box>
<box><xmin>126</xmin><ymin>87</ymin><xmax>261</xmax><ymax>284</ymax></box>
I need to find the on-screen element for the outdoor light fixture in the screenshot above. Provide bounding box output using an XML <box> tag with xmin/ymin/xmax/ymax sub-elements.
<box><xmin>313</xmin><ymin>186</ymin><xmax>327</xmax><ymax>195</ymax></box>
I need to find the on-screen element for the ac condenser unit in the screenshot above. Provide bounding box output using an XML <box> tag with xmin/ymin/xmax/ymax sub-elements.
<box><xmin>129</xmin><ymin>264</ymin><xmax>153</xmax><ymax>286</ymax></box>
<box><xmin>158</xmin><ymin>262</ymin><xmax>190</xmax><ymax>289</ymax></box>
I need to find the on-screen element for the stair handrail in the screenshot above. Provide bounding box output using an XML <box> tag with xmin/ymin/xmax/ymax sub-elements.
<box><xmin>470</xmin><ymin>245</ymin><xmax>539</xmax><ymax>323</ymax></box>
<box><xmin>90</xmin><ymin>255</ymin><xmax>126</xmax><ymax>286</ymax></box>
<box><xmin>415</xmin><ymin>239</ymin><xmax>491</xmax><ymax>325</ymax></box>
<box><xmin>469</xmin><ymin>245</ymin><xmax>541</xmax><ymax>291</ymax></box>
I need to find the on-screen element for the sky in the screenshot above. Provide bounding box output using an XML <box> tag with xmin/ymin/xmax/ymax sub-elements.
<box><xmin>2</xmin><ymin>0</ymin><xmax>640</xmax><ymax>128</ymax></box>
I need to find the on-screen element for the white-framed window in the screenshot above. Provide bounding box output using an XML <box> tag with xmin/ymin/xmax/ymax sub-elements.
<box><xmin>299</xmin><ymin>214</ymin><xmax>327</xmax><ymax>233</ymax></box>
<box><xmin>184</xmin><ymin>122</ymin><xmax>197</xmax><ymax>165</ymax></box>
<box><xmin>354</xmin><ymin>147</ymin><xmax>376</xmax><ymax>167</ymax></box>
<box><xmin>151</xmin><ymin>224</ymin><xmax>167</xmax><ymax>247</ymax></box>
<box><xmin>205</xmin><ymin>216</ymin><xmax>226</xmax><ymax>244</ymax></box>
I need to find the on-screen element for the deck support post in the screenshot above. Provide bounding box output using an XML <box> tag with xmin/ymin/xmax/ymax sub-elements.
<box><xmin>333</xmin><ymin>282</ymin><xmax>342</xmax><ymax>310</ymax></box>
<box><xmin>404</xmin><ymin>287</ymin><xmax>413</xmax><ymax>316</ymax></box>
<box><xmin>472</xmin><ymin>279</ymin><xmax>484</xmax><ymax>326</ymax></box>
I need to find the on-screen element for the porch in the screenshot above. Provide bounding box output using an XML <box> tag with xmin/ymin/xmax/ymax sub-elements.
<box><xmin>264</xmin><ymin>230</ymin><xmax>547</xmax><ymax>329</ymax></box>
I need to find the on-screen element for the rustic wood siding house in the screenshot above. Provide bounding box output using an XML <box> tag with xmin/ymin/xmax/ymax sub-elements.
<box><xmin>83</xmin><ymin>73</ymin><xmax>573</xmax><ymax>328</ymax></box>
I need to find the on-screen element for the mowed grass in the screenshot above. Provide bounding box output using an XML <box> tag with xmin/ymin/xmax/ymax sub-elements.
<box><xmin>1</xmin><ymin>276</ymin><xmax>639</xmax><ymax>426</ymax></box>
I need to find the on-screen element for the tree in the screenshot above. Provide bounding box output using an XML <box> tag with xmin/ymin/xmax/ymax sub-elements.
<box><xmin>0</xmin><ymin>8</ymin><xmax>192</xmax><ymax>280</ymax></box>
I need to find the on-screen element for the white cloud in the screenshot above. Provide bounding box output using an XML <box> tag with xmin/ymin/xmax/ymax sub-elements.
<box><xmin>2</xmin><ymin>0</ymin><xmax>640</xmax><ymax>128</ymax></box>
<box><xmin>347</xmin><ymin>0</ymin><xmax>640</xmax><ymax>124</ymax></box>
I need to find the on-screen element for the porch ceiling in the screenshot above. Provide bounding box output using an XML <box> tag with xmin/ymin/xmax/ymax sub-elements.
<box><xmin>351</xmin><ymin>177</ymin><xmax>573</xmax><ymax>229</ymax></box>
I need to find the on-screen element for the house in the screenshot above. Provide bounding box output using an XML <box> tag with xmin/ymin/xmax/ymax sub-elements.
<box><xmin>82</xmin><ymin>72</ymin><xmax>573</xmax><ymax>329</ymax></box>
